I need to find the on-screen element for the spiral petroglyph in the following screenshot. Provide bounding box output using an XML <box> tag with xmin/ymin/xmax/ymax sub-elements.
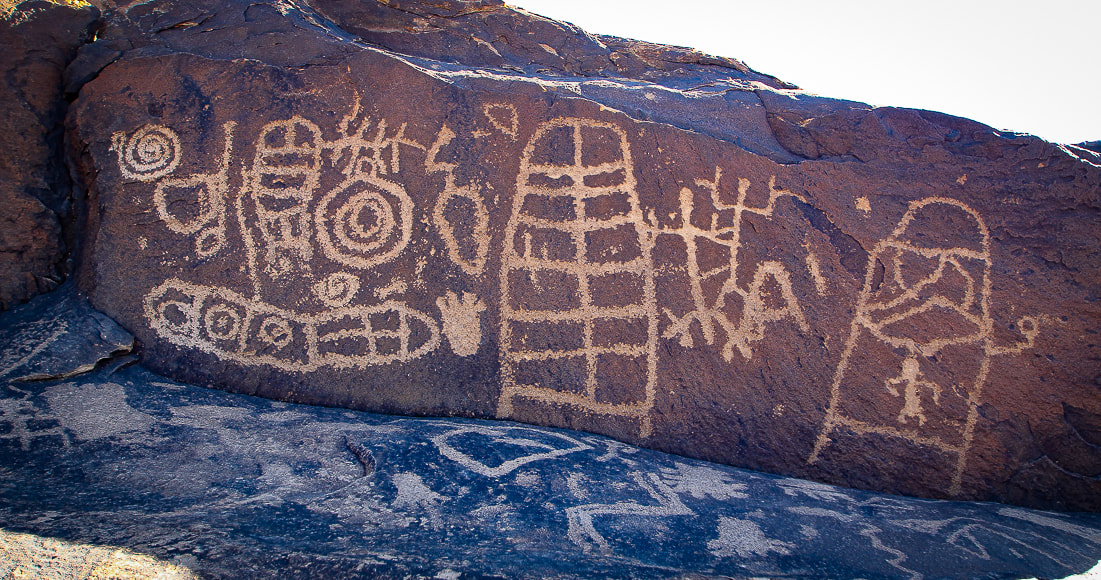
<box><xmin>313</xmin><ymin>272</ymin><xmax>361</xmax><ymax>308</ymax></box>
<box><xmin>112</xmin><ymin>124</ymin><xmax>182</xmax><ymax>182</ymax></box>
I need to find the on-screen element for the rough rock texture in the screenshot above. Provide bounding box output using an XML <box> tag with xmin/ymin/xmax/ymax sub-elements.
<box><xmin>60</xmin><ymin>0</ymin><xmax>1101</xmax><ymax>510</ymax></box>
<box><xmin>2</xmin><ymin>291</ymin><xmax>1101</xmax><ymax>579</ymax></box>
<box><xmin>0</xmin><ymin>2</ymin><xmax>99</xmax><ymax>310</ymax></box>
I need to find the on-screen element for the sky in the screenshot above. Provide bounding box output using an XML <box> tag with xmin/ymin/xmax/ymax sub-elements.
<box><xmin>506</xmin><ymin>0</ymin><xmax>1099</xmax><ymax>145</ymax></box>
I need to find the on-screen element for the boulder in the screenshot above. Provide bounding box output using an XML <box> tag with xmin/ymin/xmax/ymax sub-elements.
<box><xmin>65</xmin><ymin>0</ymin><xmax>1101</xmax><ymax>510</ymax></box>
<box><xmin>0</xmin><ymin>2</ymin><xmax>100</xmax><ymax>310</ymax></box>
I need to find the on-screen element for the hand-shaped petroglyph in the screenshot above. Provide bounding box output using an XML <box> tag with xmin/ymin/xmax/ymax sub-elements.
<box><xmin>436</xmin><ymin>291</ymin><xmax>486</xmax><ymax>357</ymax></box>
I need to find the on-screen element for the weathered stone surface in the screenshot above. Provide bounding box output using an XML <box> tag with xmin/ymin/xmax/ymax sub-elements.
<box><xmin>0</xmin><ymin>2</ymin><xmax>100</xmax><ymax>310</ymax></box>
<box><xmin>65</xmin><ymin>0</ymin><xmax>1101</xmax><ymax>510</ymax></box>
<box><xmin>0</xmin><ymin>283</ymin><xmax>133</xmax><ymax>382</ymax></box>
<box><xmin>2</xmin><ymin>292</ymin><xmax>1101</xmax><ymax>579</ymax></box>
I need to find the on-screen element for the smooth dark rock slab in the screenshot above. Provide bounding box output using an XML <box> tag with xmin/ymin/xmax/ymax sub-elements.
<box><xmin>1</xmin><ymin>290</ymin><xmax>1101</xmax><ymax>579</ymax></box>
<box><xmin>55</xmin><ymin>0</ymin><xmax>1101</xmax><ymax>510</ymax></box>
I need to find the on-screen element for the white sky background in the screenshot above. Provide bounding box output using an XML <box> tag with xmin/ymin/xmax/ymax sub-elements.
<box><xmin>506</xmin><ymin>0</ymin><xmax>1099</xmax><ymax>145</ymax></box>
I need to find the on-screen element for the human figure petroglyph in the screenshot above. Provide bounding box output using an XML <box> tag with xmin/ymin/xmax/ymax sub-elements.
<box><xmin>497</xmin><ymin>117</ymin><xmax>659</xmax><ymax>438</ymax></box>
<box><xmin>247</xmin><ymin>116</ymin><xmax>323</xmax><ymax>276</ymax></box>
<box><xmin>659</xmin><ymin>169</ymin><xmax>809</xmax><ymax>361</ymax></box>
<box><xmin>809</xmin><ymin>197</ymin><xmax>1043</xmax><ymax>495</ymax></box>
<box><xmin>885</xmin><ymin>357</ymin><xmax>941</xmax><ymax>426</ymax></box>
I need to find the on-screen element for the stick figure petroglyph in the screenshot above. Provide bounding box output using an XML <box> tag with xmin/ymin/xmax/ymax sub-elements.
<box><xmin>885</xmin><ymin>356</ymin><xmax>941</xmax><ymax>426</ymax></box>
<box><xmin>659</xmin><ymin>169</ymin><xmax>809</xmax><ymax>361</ymax></box>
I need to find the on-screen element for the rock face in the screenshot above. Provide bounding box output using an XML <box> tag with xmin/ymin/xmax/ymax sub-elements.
<box><xmin>59</xmin><ymin>0</ymin><xmax>1100</xmax><ymax>510</ymax></box>
<box><xmin>0</xmin><ymin>2</ymin><xmax>99</xmax><ymax>310</ymax></box>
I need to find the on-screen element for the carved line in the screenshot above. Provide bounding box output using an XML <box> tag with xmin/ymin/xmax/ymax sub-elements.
<box><xmin>566</xmin><ymin>472</ymin><xmax>693</xmax><ymax>554</ymax></box>
<box><xmin>427</xmin><ymin>125</ymin><xmax>491</xmax><ymax>276</ymax></box>
<box><xmin>431</xmin><ymin>425</ymin><xmax>591</xmax><ymax>477</ymax></box>
<box><xmin>152</xmin><ymin>122</ymin><xmax>235</xmax><ymax>258</ymax></box>
<box><xmin>660</xmin><ymin>170</ymin><xmax>809</xmax><ymax>360</ymax></box>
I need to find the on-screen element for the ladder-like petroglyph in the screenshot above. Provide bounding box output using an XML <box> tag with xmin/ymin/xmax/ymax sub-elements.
<box><xmin>497</xmin><ymin>117</ymin><xmax>660</xmax><ymax>437</ymax></box>
<box><xmin>809</xmin><ymin>197</ymin><xmax>1042</xmax><ymax>494</ymax></box>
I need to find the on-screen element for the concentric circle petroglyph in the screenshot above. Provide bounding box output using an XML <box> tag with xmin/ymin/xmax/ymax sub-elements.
<box><xmin>203</xmin><ymin>304</ymin><xmax>242</xmax><ymax>341</ymax></box>
<box><xmin>258</xmin><ymin>316</ymin><xmax>294</xmax><ymax>349</ymax></box>
<box><xmin>315</xmin><ymin>177</ymin><xmax>414</xmax><ymax>269</ymax></box>
<box><xmin>114</xmin><ymin>124</ymin><xmax>182</xmax><ymax>181</ymax></box>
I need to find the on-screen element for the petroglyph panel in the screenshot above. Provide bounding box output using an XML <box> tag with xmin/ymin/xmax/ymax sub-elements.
<box><xmin>84</xmin><ymin>48</ymin><xmax>1080</xmax><ymax>509</ymax></box>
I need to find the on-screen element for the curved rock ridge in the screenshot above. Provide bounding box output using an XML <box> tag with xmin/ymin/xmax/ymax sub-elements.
<box><xmin>43</xmin><ymin>0</ymin><xmax>1101</xmax><ymax>510</ymax></box>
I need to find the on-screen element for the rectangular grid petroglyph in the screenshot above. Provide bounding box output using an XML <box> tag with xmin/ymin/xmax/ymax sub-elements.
<box><xmin>499</xmin><ymin>119</ymin><xmax>658</xmax><ymax>436</ymax></box>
